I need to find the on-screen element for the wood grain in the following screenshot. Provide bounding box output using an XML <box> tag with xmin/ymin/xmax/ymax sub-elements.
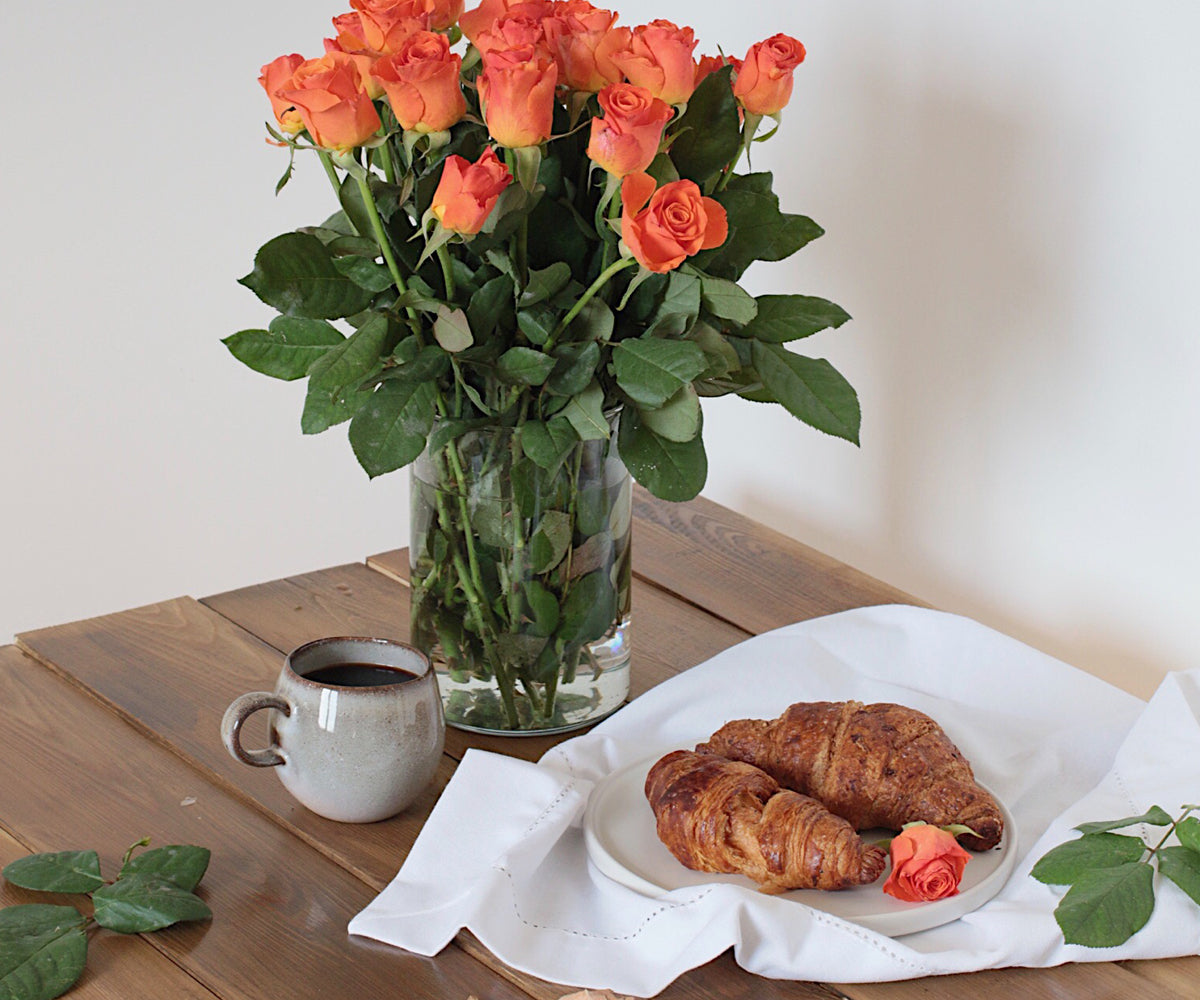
<box><xmin>0</xmin><ymin>645</ymin><xmax>531</xmax><ymax>1000</ymax></box>
<box><xmin>628</xmin><ymin>487</ymin><xmax>923</xmax><ymax>634</ymax></box>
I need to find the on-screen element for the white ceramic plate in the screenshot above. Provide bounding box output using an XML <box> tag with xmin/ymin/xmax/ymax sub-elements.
<box><xmin>582</xmin><ymin>752</ymin><xmax>1017</xmax><ymax>937</ymax></box>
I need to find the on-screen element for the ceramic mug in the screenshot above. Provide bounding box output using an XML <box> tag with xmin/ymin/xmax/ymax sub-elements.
<box><xmin>220</xmin><ymin>637</ymin><xmax>444</xmax><ymax>823</ymax></box>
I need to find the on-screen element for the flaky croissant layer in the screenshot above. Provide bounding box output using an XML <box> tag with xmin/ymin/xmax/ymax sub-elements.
<box><xmin>645</xmin><ymin>750</ymin><xmax>888</xmax><ymax>893</ymax></box>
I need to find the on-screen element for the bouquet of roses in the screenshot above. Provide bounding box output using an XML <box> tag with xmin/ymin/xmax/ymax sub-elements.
<box><xmin>227</xmin><ymin>0</ymin><xmax>858</xmax><ymax>732</ymax></box>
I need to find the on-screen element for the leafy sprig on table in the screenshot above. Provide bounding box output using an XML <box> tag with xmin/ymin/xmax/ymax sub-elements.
<box><xmin>1031</xmin><ymin>804</ymin><xmax>1200</xmax><ymax>947</ymax></box>
<box><xmin>0</xmin><ymin>839</ymin><xmax>211</xmax><ymax>1000</ymax></box>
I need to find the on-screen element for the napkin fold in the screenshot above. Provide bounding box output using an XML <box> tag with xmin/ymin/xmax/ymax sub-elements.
<box><xmin>349</xmin><ymin>605</ymin><xmax>1200</xmax><ymax>995</ymax></box>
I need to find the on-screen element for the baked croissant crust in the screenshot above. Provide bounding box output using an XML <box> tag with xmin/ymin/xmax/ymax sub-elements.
<box><xmin>696</xmin><ymin>701</ymin><xmax>1003</xmax><ymax>851</ymax></box>
<box><xmin>644</xmin><ymin>749</ymin><xmax>888</xmax><ymax>893</ymax></box>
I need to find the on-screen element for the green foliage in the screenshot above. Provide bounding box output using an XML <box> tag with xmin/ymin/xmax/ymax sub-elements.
<box><xmin>1032</xmin><ymin>804</ymin><xmax>1200</xmax><ymax>948</ymax></box>
<box><xmin>0</xmin><ymin>840</ymin><xmax>211</xmax><ymax>1000</ymax></box>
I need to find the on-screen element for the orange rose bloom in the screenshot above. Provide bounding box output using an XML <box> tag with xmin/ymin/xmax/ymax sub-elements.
<box><xmin>882</xmin><ymin>825</ymin><xmax>972</xmax><ymax>903</ymax></box>
<box><xmin>611</xmin><ymin>20</ymin><xmax>698</xmax><ymax>106</ymax></box>
<box><xmin>473</xmin><ymin>10</ymin><xmax>548</xmax><ymax>59</ymax></box>
<box><xmin>732</xmin><ymin>33</ymin><xmax>806</xmax><ymax>116</ymax></box>
<box><xmin>694</xmin><ymin>53</ymin><xmax>740</xmax><ymax>88</ymax></box>
<box><xmin>404</xmin><ymin>0</ymin><xmax>465</xmax><ymax>31</ymax></box>
<box><xmin>278</xmin><ymin>52</ymin><xmax>382</xmax><ymax>151</ymax></box>
<box><xmin>542</xmin><ymin>1</ymin><xmax>625</xmax><ymax>93</ymax></box>
<box><xmin>620</xmin><ymin>172</ymin><xmax>728</xmax><ymax>273</ymax></box>
<box><xmin>338</xmin><ymin>0</ymin><xmax>430</xmax><ymax>56</ymax></box>
<box><xmin>372</xmin><ymin>31</ymin><xmax>466</xmax><ymax>132</ymax></box>
<box><xmin>431</xmin><ymin>147</ymin><xmax>513</xmax><ymax>234</ymax></box>
<box><xmin>459</xmin><ymin>0</ymin><xmax>552</xmax><ymax>43</ymax></box>
<box><xmin>586</xmin><ymin>83</ymin><xmax>673</xmax><ymax>178</ymax></box>
<box><xmin>478</xmin><ymin>47</ymin><xmax>558</xmax><ymax>148</ymax></box>
<box><xmin>260</xmin><ymin>54</ymin><xmax>305</xmax><ymax>134</ymax></box>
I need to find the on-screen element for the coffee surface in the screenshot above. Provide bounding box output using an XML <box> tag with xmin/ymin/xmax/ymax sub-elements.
<box><xmin>303</xmin><ymin>663</ymin><xmax>420</xmax><ymax>687</ymax></box>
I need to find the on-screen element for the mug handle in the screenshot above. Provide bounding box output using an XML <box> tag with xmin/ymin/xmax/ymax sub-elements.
<box><xmin>221</xmin><ymin>692</ymin><xmax>290</xmax><ymax>767</ymax></box>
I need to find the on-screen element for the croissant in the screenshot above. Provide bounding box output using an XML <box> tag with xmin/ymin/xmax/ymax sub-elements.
<box><xmin>696</xmin><ymin>701</ymin><xmax>1004</xmax><ymax>851</ymax></box>
<box><xmin>644</xmin><ymin>749</ymin><xmax>887</xmax><ymax>893</ymax></box>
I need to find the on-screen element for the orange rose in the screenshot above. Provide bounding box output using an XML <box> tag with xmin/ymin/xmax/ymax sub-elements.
<box><xmin>278</xmin><ymin>52</ymin><xmax>382</xmax><ymax>151</ymax></box>
<box><xmin>405</xmin><ymin>0</ymin><xmax>465</xmax><ymax>31</ymax></box>
<box><xmin>542</xmin><ymin>1</ymin><xmax>625</xmax><ymax>93</ymax></box>
<box><xmin>882</xmin><ymin>825</ymin><xmax>972</xmax><ymax>903</ymax></box>
<box><xmin>372</xmin><ymin>31</ymin><xmax>466</xmax><ymax>132</ymax></box>
<box><xmin>586</xmin><ymin>83</ymin><xmax>673</xmax><ymax>178</ymax></box>
<box><xmin>459</xmin><ymin>0</ymin><xmax>552</xmax><ymax>43</ymax></box>
<box><xmin>431</xmin><ymin>147</ymin><xmax>513</xmax><ymax>234</ymax></box>
<box><xmin>260</xmin><ymin>54</ymin><xmax>306</xmax><ymax>134</ymax></box>
<box><xmin>478</xmin><ymin>47</ymin><xmax>558</xmax><ymax>148</ymax></box>
<box><xmin>620</xmin><ymin>172</ymin><xmax>728</xmax><ymax>273</ymax></box>
<box><xmin>611</xmin><ymin>20</ymin><xmax>698</xmax><ymax>106</ymax></box>
<box><xmin>473</xmin><ymin>10</ymin><xmax>547</xmax><ymax>58</ymax></box>
<box><xmin>337</xmin><ymin>0</ymin><xmax>430</xmax><ymax>56</ymax></box>
<box><xmin>694</xmin><ymin>53</ymin><xmax>740</xmax><ymax>88</ymax></box>
<box><xmin>732</xmin><ymin>33</ymin><xmax>806</xmax><ymax>116</ymax></box>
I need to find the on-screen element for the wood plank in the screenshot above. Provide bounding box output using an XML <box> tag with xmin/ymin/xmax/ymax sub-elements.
<box><xmin>0</xmin><ymin>645</ymin><xmax>532</xmax><ymax>1000</ymax></box>
<box><xmin>17</xmin><ymin>598</ymin><xmax>448</xmax><ymax>893</ymax></box>
<box><xmin>0</xmin><ymin>822</ymin><xmax>220</xmax><ymax>1000</ymax></box>
<box><xmin>835</xmin><ymin>960</ymin><xmax>1194</xmax><ymax>1000</ymax></box>
<box><xmin>206</xmin><ymin>559</ymin><xmax>750</xmax><ymax>764</ymax></box>
<box><xmin>628</xmin><ymin>487</ymin><xmax>923</xmax><ymax>635</ymax></box>
<box><xmin>1120</xmin><ymin>956</ymin><xmax>1200</xmax><ymax>995</ymax></box>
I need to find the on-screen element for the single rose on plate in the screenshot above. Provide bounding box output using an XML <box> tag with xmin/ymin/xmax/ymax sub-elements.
<box><xmin>882</xmin><ymin>822</ymin><xmax>972</xmax><ymax>902</ymax></box>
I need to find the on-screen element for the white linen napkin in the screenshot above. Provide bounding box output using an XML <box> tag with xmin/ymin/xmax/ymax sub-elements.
<box><xmin>349</xmin><ymin>605</ymin><xmax>1200</xmax><ymax>995</ymax></box>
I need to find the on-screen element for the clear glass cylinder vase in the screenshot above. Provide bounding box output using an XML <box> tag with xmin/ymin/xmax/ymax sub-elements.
<box><xmin>409</xmin><ymin>415</ymin><xmax>632</xmax><ymax>734</ymax></box>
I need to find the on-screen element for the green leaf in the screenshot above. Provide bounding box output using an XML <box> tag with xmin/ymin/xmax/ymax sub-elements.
<box><xmin>118</xmin><ymin>845</ymin><xmax>210</xmax><ymax>893</ymax></box>
<box><xmin>557</xmin><ymin>570</ymin><xmax>618</xmax><ymax>645</ymax></box>
<box><xmin>523</xmin><ymin>579</ymin><xmax>560</xmax><ymax>636</ymax></box>
<box><xmin>238</xmin><ymin>232</ymin><xmax>374</xmax><ymax>319</ymax></box>
<box><xmin>618</xmin><ymin>407</ymin><xmax>707</xmax><ymax>501</ymax></box>
<box><xmin>565</xmin><ymin>297</ymin><xmax>614</xmax><ymax>343</ymax></box>
<box><xmin>698</xmin><ymin>275</ymin><xmax>758</xmax><ymax>327</ymax></box>
<box><xmin>91</xmin><ymin>874</ymin><xmax>212</xmax><ymax>934</ymax></box>
<box><xmin>433</xmin><ymin>305</ymin><xmax>473</xmax><ymax>353</ymax></box>
<box><xmin>737</xmin><ymin>294</ymin><xmax>851</xmax><ymax>343</ymax></box>
<box><xmin>1175</xmin><ymin>816</ymin><xmax>1200</xmax><ymax>854</ymax></box>
<box><xmin>517</xmin><ymin>303</ymin><xmax>557</xmax><ymax>347</ymax></box>
<box><xmin>467</xmin><ymin>273</ymin><xmax>514</xmax><ymax>340</ymax></box>
<box><xmin>520</xmin><ymin>262</ymin><xmax>572</xmax><ymax>306</ymax></box>
<box><xmin>1031</xmin><ymin>833</ymin><xmax>1147</xmax><ymax>886</ymax></box>
<box><xmin>638</xmin><ymin>385</ymin><xmax>701</xmax><ymax>443</ymax></box>
<box><xmin>1074</xmin><ymin>807</ymin><xmax>1174</xmax><ymax>835</ymax></box>
<box><xmin>301</xmin><ymin>314</ymin><xmax>390</xmax><ymax>434</ymax></box>
<box><xmin>0</xmin><ymin>904</ymin><xmax>87</xmax><ymax>1000</ymax></box>
<box><xmin>1158</xmin><ymin>846</ymin><xmax>1200</xmax><ymax>906</ymax></box>
<box><xmin>668</xmin><ymin>66</ymin><xmax>742</xmax><ymax>185</ymax></box>
<box><xmin>696</xmin><ymin>189</ymin><xmax>823</xmax><ymax>281</ymax></box>
<box><xmin>349</xmin><ymin>381</ymin><xmax>436</xmax><ymax>478</ymax></box>
<box><xmin>520</xmin><ymin>418</ymin><xmax>577</xmax><ymax>471</ymax></box>
<box><xmin>377</xmin><ymin>342</ymin><xmax>449</xmax><ymax>385</ymax></box>
<box><xmin>222</xmin><ymin>317</ymin><xmax>346</xmax><ymax>381</ymax></box>
<box><xmin>2</xmin><ymin>853</ymin><xmax>103</xmax><ymax>894</ymax></box>
<box><xmin>530</xmin><ymin>511</ymin><xmax>572</xmax><ymax>573</ymax></box>
<box><xmin>331</xmin><ymin>253</ymin><xmax>394</xmax><ymax>294</ymax></box>
<box><xmin>644</xmin><ymin>271</ymin><xmax>701</xmax><ymax>338</ymax></box>
<box><xmin>688</xmin><ymin>321</ymin><xmax>741</xmax><ymax>379</ymax></box>
<box><xmin>497</xmin><ymin>347</ymin><xmax>556</xmax><ymax>386</ymax></box>
<box><xmin>1052</xmin><ymin>862</ymin><xmax>1155</xmax><ymax>948</ymax></box>
<box><xmin>547</xmin><ymin>342</ymin><xmax>600</xmax><ymax>397</ymax></box>
<box><xmin>561</xmin><ymin>382</ymin><xmax>610</xmax><ymax>441</ymax></box>
<box><xmin>612</xmin><ymin>338</ymin><xmax>707</xmax><ymax>408</ymax></box>
<box><xmin>750</xmin><ymin>342</ymin><xmax>861</xmax><ymax>444</ymax></box>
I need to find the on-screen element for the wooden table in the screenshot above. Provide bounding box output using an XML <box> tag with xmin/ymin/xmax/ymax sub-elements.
<box><xmin>5</xmin><ymin>490</ymin><xmax>1195</xmax><ymax>1000</ymax></box>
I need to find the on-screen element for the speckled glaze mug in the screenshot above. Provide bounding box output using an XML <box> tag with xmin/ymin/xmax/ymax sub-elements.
<box><xmin>220</xmin><ymin>637</ymin><xmax>444</xmax><ymax>823</ymax></box>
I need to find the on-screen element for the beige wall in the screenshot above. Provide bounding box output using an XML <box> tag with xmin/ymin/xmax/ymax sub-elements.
<box><xmin>2</xmin><ymin>2</ymin><xmax>1196</xmax><ymax>699</ymax></box>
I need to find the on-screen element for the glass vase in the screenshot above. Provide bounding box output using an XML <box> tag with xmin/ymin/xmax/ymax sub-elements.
<box><xmin>409</xmin><ymin>415</ymin><xmax>632</xmax><ymax>734</ymax></box>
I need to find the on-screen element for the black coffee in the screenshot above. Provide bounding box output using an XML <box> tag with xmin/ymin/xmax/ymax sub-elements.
<box><xmin>303</xmin><ymin>663</ymin><xmax>420</xmax><ymax>687</ymax></box>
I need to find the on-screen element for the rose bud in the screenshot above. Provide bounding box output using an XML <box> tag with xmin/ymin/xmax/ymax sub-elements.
<box><xmin>586</xmin><ymin>83</ymin><xmax>673</xmax><ymax>178</ymax></box>
<box><xmin>460</xmin><ymin>0</ymin><xmax>552</xmax><ymax>43</ymax></box>
<box><xmin>732</xmin><ymin>33</ymin><xmax>806</xmax><ymax>116</ymax></box>
<box><xmin>694</xmin><ymin>53</ymin><xmax>740</xmax><ymax>88</ymax></box>
<box><xmin>431</xmin><ymin>147</ymin><xmax>514</xmax><ymax>235</ymax></box>
<box><xmin>620</xmin><ymin>172</ymin><xmax>728</xmax><ymax>273</ymax></box>
<box><xmin>278</xmin><ymin>52</ymin><xmax>382</xmax><ymax>151</ymax></box>
<box><xmin>260</xmin><ymin>54</ymin><xmax>306</xmax><ymax>134</ymax></box>
<box><xmin>542</xmin><ymin>1</ymin><xmax>625</xmax><ymax>93</ymax></box>
<box><xmin>372</xmin><ymin>31</ymin><xmax>467</xmax><ymax>133</ymax></box>
<box><xmin>882</xmin><ymin>824</ymin><xmax>973</xmax><ymax>903</ymax></box>
<box><xmin>477</xmin><ymin>47</ymin><xmax>558</xmax><ymax>148</ymax></box>
<box><xmin>611</xmin><ymin>19</ymin><xmax>699</xmax><ymax>106</ymax></box>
